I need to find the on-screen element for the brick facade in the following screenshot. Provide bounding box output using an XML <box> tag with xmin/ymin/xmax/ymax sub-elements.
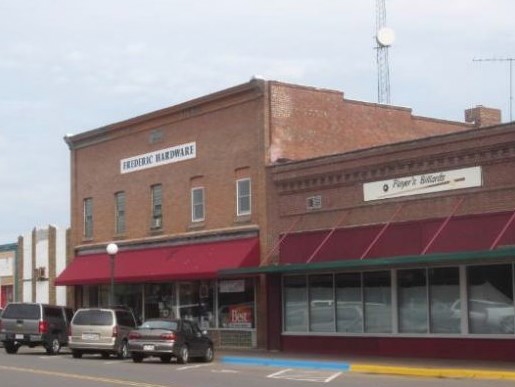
<box><xmin>64</xmin><ymin>78</ymin><xmax>494</xmax><ymax>350</ymax></box>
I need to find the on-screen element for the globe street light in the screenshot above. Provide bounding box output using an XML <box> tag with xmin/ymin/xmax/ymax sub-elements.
<box><xmin>106</xmin><ymin>243</ymin><xmax>119</xmax><ymax>306</ymax></box>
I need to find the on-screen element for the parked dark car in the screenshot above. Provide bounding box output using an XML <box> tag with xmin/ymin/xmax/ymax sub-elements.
<box><xmin>0</xmin><ymin>302</ymin><xmax>73</xmax><ymax>355</ymax></box>
<box><xmin>128</xmin><ymin>318</ymin><xmax>214</xmax><ymax>364</ymax></box>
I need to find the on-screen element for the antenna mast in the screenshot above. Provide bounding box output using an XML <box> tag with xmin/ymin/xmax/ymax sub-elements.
<box><xmin>473</xmin><ymin>57</ymin><xmax>514</xmax><ymax>122</ymax></box>
<box><xmin>375</xmin><ymin>0</ymin><xmax>394</xmax><ymax>104</ymax></box>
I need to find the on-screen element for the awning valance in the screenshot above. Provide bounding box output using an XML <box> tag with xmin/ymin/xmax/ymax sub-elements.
<box><xmin>219</xmin><ymin>247</ymin><xmax>515</xmax><ymax>277</ymax></box>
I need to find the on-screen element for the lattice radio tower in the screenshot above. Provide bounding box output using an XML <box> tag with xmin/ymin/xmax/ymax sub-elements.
<box><xmin>375</xmin><ymin>0</ymin><xmax>395</xmax><ymax>104</ymax></box>
<box><xmin>473</xmin><ymin>57</ymin><xmax>514</xmax><ymax>122</ymax></box>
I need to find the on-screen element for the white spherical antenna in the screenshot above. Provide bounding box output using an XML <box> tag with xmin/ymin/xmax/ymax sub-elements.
<box><xmin>376</xmin><ymin>27</ymin><xmax>395</xmax><ymax>47</ymax></box>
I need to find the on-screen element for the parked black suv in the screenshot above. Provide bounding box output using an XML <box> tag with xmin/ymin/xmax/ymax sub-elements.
<box><xmin>0</xmin><ymin>302</ymin><xmax>74</xmax><ymax>355</ymax></box>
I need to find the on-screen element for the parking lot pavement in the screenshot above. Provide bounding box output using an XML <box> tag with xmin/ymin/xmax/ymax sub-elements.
<box><xmin>218</xmin><ymin>350</ymin><xmax>515</xmax><ymax>381</ymax></box>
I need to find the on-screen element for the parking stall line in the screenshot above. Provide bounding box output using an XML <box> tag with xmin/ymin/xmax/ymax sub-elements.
<box><xmin>267</xmin><ymin>368</ymin><xmax>344</xmax><ymax>383</ymax></box>
<box><xmin>177</xmin><ymin>364</ymin><xmax>212</xmax><ymax>371</ymax></box>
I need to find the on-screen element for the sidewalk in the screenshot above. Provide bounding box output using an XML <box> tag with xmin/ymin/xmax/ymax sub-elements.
<box><xmin>218</xmin><ymin>349</ymin><xmax>515</xmax><ymax>381</ymax></box>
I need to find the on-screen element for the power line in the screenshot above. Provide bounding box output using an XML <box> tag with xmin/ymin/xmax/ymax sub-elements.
<box><xmin>473</xmin><ymin>57</ymin><xmax>514</xmax><ymax>122</ymax></box>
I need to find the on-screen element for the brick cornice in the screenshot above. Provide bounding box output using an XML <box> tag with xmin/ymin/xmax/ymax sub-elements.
<box><xmin>275</xmin><ymin>141</ymin><xmax>515</xmax><ymax>194</ymax></box>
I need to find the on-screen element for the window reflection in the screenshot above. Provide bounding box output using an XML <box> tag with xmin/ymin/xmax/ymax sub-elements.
<box><xmin>429</xmin><ymin>267</ymin><xmax>460</xmax><ymax>333</ymax></box>
<box><xmin>364</xmin><ymin>271</ymin><xmax>392</xmax><ymax>333</ymax></box>
<box><xmin>467</xmin><ymin>265</ymin><xmax>514</xmax><ymax>334</ymax></box>
<box><xmin>336</xmin><ymin>273</ymin><xmax>363</xmax><ymax>333</ymax></box>
<box><xmin>284</xmin><ymin>276</ymin><xmax>308</xmax><ymax>332</ymax></box>
<box><xmin>309</xmin><ymin>275</ymin><xmax>334</xmax><ymax>332</ymax></box>
<box><xmin>398</xmin><ymin>269</ymin><xmax>428</xmax><ymax>333</ymax></box>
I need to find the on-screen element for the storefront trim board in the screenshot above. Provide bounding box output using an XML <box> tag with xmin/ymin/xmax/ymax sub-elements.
<box><xmin>363</xmin><ymin>166</ymin><xmax>482</xmax><ymax>202</ymax></box>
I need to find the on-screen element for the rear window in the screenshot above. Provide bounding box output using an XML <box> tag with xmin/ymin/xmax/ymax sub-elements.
<box><xmin>2</xmin><ymin>304</ymin><xmax>41</xmax><ymax>319</ymax></box>
<box><xmin>141</xmin><ymin>320</ymin><xmax>178</xmax><ymax>330</ymax></box>
<box><xmin>73</xmin><ymin>310</ymin><xmax>113</xmax><ymax>326</ymax></box>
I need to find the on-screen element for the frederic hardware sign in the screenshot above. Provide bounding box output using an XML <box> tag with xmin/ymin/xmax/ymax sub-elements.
<box><xmin>363</xmin><ymin>166</ymin><xmax>482</xmax><ymax>201</ymax></box>
<box><xmin>120</xmin><ymin>142</ymin><xmax>196</xmax><ymax>174</ymax></box>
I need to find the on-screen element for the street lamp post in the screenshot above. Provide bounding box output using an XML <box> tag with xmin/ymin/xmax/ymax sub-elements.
<box><xmin>106</xmin><ymin>243</ymin><xmax>119</xmax><ymax>306</ymax></box>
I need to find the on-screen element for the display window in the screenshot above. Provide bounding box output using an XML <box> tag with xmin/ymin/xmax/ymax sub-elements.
<box><xmin>78</xmin><ymin>278</ymin><xmax>254</xmax><ymax>330</ymax></box>
<box><xmin>218</xmin><ymin>279</ymin><xmax>255</xmax><ymax>329</ymax></box>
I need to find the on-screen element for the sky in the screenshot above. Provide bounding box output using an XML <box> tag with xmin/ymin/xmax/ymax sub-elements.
<box><xmin>0</xmin><ymin>0</ymin><xmax>513</xmax><ymax>244</ymax></box>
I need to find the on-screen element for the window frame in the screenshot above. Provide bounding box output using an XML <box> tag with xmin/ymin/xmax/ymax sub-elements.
<box><xmin>236</xmin><ymin>178</ymin><xmax>251</xmax><ymax>216</ymax></box>
<box><xmin>191</xmin><ymin>187</ymin><xmax>205</xmax><ymax>222</ymax></box>
<box><xmin>150</xmin><ymin>184</ymin><xmax>163</xmax><ymax>229</ymax></box>
<box><xmin>115</xmin><ymin>191</ymin><xmax>126</xmax><ymax>235</ymax></box>
<box><xmin>83</xmin><ymin>197</ymin><xmax>93</xmax><ymax>239</ymax></box>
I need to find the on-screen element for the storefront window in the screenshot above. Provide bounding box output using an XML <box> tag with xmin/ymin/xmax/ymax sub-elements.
<box><xmin>178</xmin><ymin>281</ymin><xmax>215</xmax><ymax>329</ymax></box>
<box><xmin>336</xmin><ymin>273</ymin><xmax>363</xmax><ymax>333</ymax></box>
<box><xmin>309</xmin><ymin>275</ymin><xmax>334</xmax><ymax>332</ymax></box>
<box><xmin>218</xmin><ymin>279</ymin><xmax>255</xmax><ymax>329</ymax></box>
<box><xmin>283</xmin><ymin>276</ymin><xmax>308</xmax><ymax>332</ymax></box>
<box><xmin>363</xmin><ymin>271</ymin><xmax>391</xmax><ymax>333</ymax></box>
<box><xmin>114</xmin><ymin>284</ymin><xmax>143</xmax><ymax>323</ymax></box>
<box><xmin>398</xmin><ymin>269</ymin><xmax>428</xmax><ymax>333</ymax></box>
<box><xmin>429</xmin><ymin>267</ymin><xmax>460</xmax><ymax>333</ymax></box>
<box><xmin>467</xmin><ymin>264</ymin><xmax>514</xmax><ymax>334</ymax></box>
<box><xmin>144</xmin><ymin>283</ymin><xmax>176</xmax><ymax>320</ymax></box>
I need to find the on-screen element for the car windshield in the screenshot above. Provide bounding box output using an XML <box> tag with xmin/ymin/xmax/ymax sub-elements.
<box><xmin>140</xmin><ymin>320</ymin><xmax>178</xmax><ymax>330</ymax></box>
<box><xmin>73</xmin><ymin>310</ymin><xmax>113</xmax><ymax>326</ymax></box>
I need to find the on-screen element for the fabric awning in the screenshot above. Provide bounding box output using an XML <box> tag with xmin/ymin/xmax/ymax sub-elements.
<box><xmin>55</xmin><ymin>237</ymin><xmax>259</xmax><ymax>286</ymax></box>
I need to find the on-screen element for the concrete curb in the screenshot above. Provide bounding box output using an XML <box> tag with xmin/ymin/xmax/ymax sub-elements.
<box><xmin>220</xmin><ymin>356</ymin><xmax>515</xmax><ymax>380</ymax></box>
<box><xmin>350</xmin><ymin>364</ymin><xmax>515</xmax><ymax>381</ymax></box>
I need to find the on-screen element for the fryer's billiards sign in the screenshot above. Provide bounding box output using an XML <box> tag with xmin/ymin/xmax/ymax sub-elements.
<box><xmin>363</xmin><ymin>166</ymin><xmax>482</xmax><ymax>201</ymax></box>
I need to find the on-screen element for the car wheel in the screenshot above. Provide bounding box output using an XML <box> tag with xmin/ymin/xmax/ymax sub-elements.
<box><xmin>72</xmin><ymin>350</ymin><xmax>83</xmax><ymax>359</ymax></box>
<box><xmin>177</xmin><ymin>345</ymin><xmax>189</xmax><ymax>364</ymax></box>
<box><xmin>46</xmin><ymin>337</ymin><xmax>61</xmax><ymax>355</ymax></box>
<box><xmin>4</xmin><ymin>341</ymin><xmax>19</xmax><ymax>354</ymax></box>
<box><xmin>160</xmin><ymin>355</ymin><xmax>172</xmax><ymax>363</ymax></box>
<box><xmin>203</xmin><ymin>345</ymin><xmax>214</xmax><ymax>363</ymax></box>
<box><xmin>117</xmin><ymin>340</ymin><xmax>129</xmax><ymax>359</ymax></box>
<box><xmin>132</xmin><ymin>353</ymin><xmax>144</xmax><ymax>363</ymax></box>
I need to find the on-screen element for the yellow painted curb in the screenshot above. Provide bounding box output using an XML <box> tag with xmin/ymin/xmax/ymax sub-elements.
<box><xmin>351</xmin><ymin>364</ymin><xmax>515</xmax><ymax>380</ymax></box>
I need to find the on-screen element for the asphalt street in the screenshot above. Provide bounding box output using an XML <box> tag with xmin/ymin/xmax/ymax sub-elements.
<box><xmin>0</xmin><ymin>346</ymin><xmax>515</xmax><ymax>387</ymax></box>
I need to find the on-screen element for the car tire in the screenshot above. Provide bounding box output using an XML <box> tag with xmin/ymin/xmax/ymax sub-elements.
<box><xmin>177</xmin><ymin>345</ymin><xmax>189</xmax><ymax>364</ymax></box>
<box><xmin>4</xmin><ymin>341</ymin><xmax>19</xmax><ymax>354</ymax></box>
<box><xmin>46</xmin><ymin>337</ymin><xmax>61</xmax><ymax>355</ymax></box>
<box><xmin>202</xmin><ymin>345</ymin><xmax>214</xmax><ymax>363</ymax></box>
<box><xmin>160</xmin><ymin>355</ymin><xmax>172</xmax><ymax>363</ymax></box>
<box><xmin>132</xmin><ymin>353</ymin><xmax>144</xmax><ymax>363</ymax></box>
<box><xmin>117</xmin><ymin>340</ymin><xmax>129</xmax><ymax>359</ymax></box>
<box><xmin>72</xmin><ymin>350</ymin><xmax>83</xmax><ymax>359</ymax></box>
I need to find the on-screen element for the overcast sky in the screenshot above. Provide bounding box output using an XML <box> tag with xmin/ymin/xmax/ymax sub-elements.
<box><xmin>0</xmin><ymin>0</ymin><xmax>513</xmax><ymax>244</ymax></box>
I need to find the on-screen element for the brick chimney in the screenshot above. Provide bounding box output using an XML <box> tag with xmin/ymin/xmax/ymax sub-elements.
<box><xmin>465</xmin><ymin>105</ymin><xmax>501</xmax><ymax>128</ymax></box>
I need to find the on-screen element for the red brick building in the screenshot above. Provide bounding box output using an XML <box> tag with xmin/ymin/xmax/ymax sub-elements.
<box><xmin>56</xmin><ymin>78</ymin><xmax>500</xmax><ymax>352</ymax></box>
<box><xmin>226</xmin><ymin>119</ymin><xmax>515</xmax><ymax>361</ymax></box>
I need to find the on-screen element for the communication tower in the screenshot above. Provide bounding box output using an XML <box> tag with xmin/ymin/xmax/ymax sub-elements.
<box><xmin>375</xmin><ymin>0</ymin><xmax>395</xmax><ymax>104</ymax></box>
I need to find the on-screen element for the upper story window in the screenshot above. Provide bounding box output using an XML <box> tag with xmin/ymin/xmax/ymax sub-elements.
<box><xmin>151</xmin><ymin>184</ymin><xmax>163</xmax><ymax>229</ymax></box>
<box><xmin>83</xmin><ymin>197</ymin><xmax>93</xmax><ymax>239</ymax></box>
<box><xmin>191</xmin><ymin>187</ymin><xmax>205</xmax><ymax>222</ymax></box>
<box><xmin>115</xmin><ymin>191</ymin><xmax>126</xmax><ymax>234</ymax></box>
<box><xmin>237</xmin><ymin>178</ymin><xmax>251</xmax><ymax>216</ymax></box>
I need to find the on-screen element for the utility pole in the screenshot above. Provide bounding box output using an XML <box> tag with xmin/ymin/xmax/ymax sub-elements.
<box><xmin>473</xmin><ymin>57</ymin><xmax>514</xmax><ymax>122</ymax></box>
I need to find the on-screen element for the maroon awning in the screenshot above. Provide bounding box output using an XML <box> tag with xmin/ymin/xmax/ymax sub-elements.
<box><xmin>55</xmin><ymin>237</ymin><xmax>259</xmax><ymax>286</ymax></box>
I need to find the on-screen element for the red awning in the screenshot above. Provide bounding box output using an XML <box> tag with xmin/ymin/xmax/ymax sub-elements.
<box><xmin>55</xmin><ymin>237</ymin><xmax>259</xmax><ymax>286</ymax></box>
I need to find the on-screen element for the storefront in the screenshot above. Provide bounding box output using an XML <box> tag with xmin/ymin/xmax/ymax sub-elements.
<box><xmin>56</xmin><ymin>236</ymin><xmax>260</xmax><ymax>347</ymax></box>
<box><xmin>222</xmin><ymin>217</ymin><xmax>515</xmax><ymax>360</ymax></box>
